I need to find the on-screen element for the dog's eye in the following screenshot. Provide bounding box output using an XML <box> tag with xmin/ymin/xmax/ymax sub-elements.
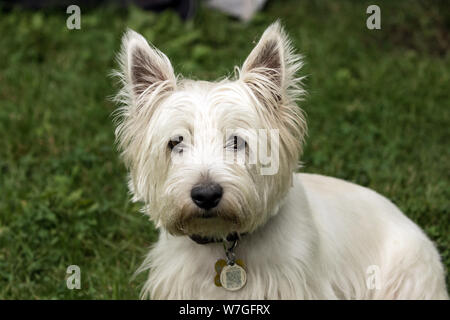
<box><xmin>227</xmin><ymin>135</ymin><xmax>246</xmax><ymax>151</ymax></box>
<box><xmin>168</xmin><ymin>136</ymin><xmax>183</xmax><ymax>150</ymax></box>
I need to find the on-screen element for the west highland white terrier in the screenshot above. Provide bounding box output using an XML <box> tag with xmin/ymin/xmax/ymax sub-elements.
<box><xmin>113</xmin><ymin>22</ymin><xmax>448</xmax><ymax>299</ymax></box>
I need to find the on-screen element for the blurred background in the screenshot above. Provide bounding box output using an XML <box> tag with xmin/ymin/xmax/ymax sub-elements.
<box><xmin>0</xmin><ymin>0</ymin><xmax>448</xmax><ymax>299</ymax></box>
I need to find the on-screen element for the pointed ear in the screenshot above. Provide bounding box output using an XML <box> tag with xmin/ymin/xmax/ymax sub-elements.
<box><xmin>119</xmin><ymin>29</ymin><xmax>176</xmax><ymax>98</ymax></box>
<box><xmin>240</xmin><ymin>21</ymin><xmax>303</xmax><ymax>105</ymax></box>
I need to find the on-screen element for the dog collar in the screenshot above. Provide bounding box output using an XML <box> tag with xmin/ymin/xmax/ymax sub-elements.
<box><xmin>189</xmin><ymin>232</ymin><xmax>244</xmax><ymax>245</ymax></box>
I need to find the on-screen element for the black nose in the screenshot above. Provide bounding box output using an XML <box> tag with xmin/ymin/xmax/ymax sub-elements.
<box><xmin>191</xmin><ymin>183</ymin><xmax>223</xmax><ymax>210</ymax></box>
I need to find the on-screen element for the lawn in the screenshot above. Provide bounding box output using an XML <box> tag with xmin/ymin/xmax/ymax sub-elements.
<box><xmin>0</xmin><ymin>0</ymin><xmax>448</xmax><ymax>299</ymax></box>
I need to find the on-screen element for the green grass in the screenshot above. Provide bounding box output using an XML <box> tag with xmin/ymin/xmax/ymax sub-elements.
<box><xmin>0</xmin><ymin>0</ymin><xmax>448</xmax><ymax>299</ymax></box>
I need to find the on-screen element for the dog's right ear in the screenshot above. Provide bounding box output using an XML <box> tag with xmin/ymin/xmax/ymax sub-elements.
<box><xmin>113</xmin><ymin>30</ymin><xmax>177</xmax><ymax>202</ymax></box>
<box><xmin>119</xmin><ymin>29</ymin><xmax>176</xmax><ymax>99</ymax></box>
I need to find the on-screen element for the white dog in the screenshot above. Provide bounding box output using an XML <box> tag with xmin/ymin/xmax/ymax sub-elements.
<box><xmin>113</xmin><ymin>22</ymin><xmax>448</xmax><ymax>299</ymax></box>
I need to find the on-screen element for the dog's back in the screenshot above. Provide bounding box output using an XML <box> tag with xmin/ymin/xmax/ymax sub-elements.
<box><xmin>299</xmin><ymin>173</ymin><xmax>448</xmax><ymax>299</ymax></box>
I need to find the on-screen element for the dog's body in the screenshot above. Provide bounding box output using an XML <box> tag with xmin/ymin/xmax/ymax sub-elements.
<box><xmin>138</xmin><ymin>173</ymin><xmax>448</xmax><ymax>299</ymax></box>
<box><xmin>114</xmin><ymin>22</ymin><xmax>448</xmax><ymax>299</ymax></box>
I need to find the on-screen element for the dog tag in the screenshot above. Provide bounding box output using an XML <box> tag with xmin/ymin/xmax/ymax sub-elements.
<box><xmin>219</xmin><ymin>264</ymin><xmax>247</xmax><ymax>291</ymax></box>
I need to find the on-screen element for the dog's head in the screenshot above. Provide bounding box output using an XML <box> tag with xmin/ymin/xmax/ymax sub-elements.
<box><xmin>114</xmin><ymin>22</ymin><xmax>306</xmax><ymax>238</ymax></box>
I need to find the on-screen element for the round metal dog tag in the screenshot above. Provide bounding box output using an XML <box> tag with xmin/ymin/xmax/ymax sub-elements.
<box><xmin>220</xmin><ymin>264</ymin><xmax>247</xmax><ymax>291</ymax></box>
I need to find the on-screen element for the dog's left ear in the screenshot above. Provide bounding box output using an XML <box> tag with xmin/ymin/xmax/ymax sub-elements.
<box><xmin>240</xmin><ymin>21</ymin><xmax>303</xmax><ymax>105</ymax></box>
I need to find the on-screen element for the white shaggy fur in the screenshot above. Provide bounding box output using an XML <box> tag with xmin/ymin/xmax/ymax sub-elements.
<box><xmin>113</xmin><ymin>22</ymin><xmax>448</xmax><ymax>299</ymax></box>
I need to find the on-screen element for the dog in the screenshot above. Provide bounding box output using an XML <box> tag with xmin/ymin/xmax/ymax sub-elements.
<box><xmin>113</xmin><ymin>22</ymin><xmax>448</xmax><ymax>299</ymax></box>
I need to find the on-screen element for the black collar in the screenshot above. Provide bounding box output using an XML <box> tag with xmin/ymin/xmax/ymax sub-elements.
<box><xmin>189</xmin><ymin>232</ymin><xmax>244</xmax><ymax>245</ymax></box>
